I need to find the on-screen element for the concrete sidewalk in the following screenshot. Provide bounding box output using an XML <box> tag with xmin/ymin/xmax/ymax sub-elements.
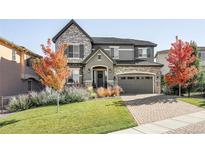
<box><xmin>110</xmin><ymin>110</ymin><xmax>205</xmax><ymax>134</ymax></box>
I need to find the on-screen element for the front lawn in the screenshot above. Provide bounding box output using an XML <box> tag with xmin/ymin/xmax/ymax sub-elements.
<box><xmin>0</xmin><ymin>98</ymin><xmax>136</xmax><ymax>134</ymax></box>
<box><xmin>177</xmin><ymin>98</ymin><xmax>205</xmax><ymax>108</ymax></box>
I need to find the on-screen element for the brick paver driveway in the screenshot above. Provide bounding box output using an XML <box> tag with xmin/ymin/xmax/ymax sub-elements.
<box><xmin>122</xmin><ymin>94</ymin><xmax>204</xmax><ymax>124</ymax></box>
<box><xmin>167</xmin><ymin>120</ymin><xmax>205</xmax><ymax>134</ymax></box>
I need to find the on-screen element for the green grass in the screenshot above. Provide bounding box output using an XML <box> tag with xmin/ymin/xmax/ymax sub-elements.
<box><xmin>0</xmin><ymin>98</ymin><xmax>136</xmax><ymax>134</ymax></box>
<box><xmin>177</xmin><ymin>98</ymin><xmax>205</xmax><ymax>108</ymax></box>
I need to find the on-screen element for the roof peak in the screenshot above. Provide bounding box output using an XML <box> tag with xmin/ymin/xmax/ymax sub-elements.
<box><xmin>52</xmin><ymin>19</ymin><xmax>92</xmax><ymax>43</ymax></box>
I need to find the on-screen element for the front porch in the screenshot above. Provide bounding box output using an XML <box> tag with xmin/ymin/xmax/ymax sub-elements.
<box><xmin>92</xmin><ymin>66</ymin><xmax>108</xmax><ymax>88</ymax></box>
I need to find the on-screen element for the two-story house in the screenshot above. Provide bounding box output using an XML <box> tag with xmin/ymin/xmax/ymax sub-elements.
<box><xmin>155</xmin><ymin>47</ymin><xmax>205</xmax><ymax>75</ymax></box>
<box><xmin>52</xmin><ymin>19</ymin><xmax>163</xmax><ymax>94</ymax></box>
<box><xmin>0</xmin><ymin>36</ymin><xmax>42</xmax><ymax>96</ymax></box>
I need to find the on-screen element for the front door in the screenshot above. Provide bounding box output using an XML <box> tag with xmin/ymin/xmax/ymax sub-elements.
<box><xmin>97</xmin><ymin>71</ymin><xmax>104</xmax><ymax>87</ymax></box>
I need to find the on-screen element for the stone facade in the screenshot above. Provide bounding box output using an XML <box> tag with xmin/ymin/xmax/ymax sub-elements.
<box><xmin>55</xmin><ymin>24</ymin><xmax>92</xmax><ymax>63</ymax></box>
<box><xmin>114</xmin><ymin>66</ymin><xmax>161</xmax><ymax>93</ymax></box>
<box><xmin>53</xmin><ymin>20</ymin><xmax>162</xmax><ymax>94</ymax></box>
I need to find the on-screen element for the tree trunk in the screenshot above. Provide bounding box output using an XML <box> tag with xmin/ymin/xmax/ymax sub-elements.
<box><xmin>179</xmin><ymin>84</ymin><xmax>181</xmax><ymax>96</ymax></box>
<box><xmin>188</xmin><ymin>87</ymin><xmax>191</xmax><ymax>97</ymax></box>
<box><xmin>57</xmin><ymin>92</ymin><xmax>60</xmax><ymax>113</ymax></box>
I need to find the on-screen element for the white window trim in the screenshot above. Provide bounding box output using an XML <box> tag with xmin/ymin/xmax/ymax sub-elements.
<box><xmin>69</xmin><ymin>68</ymin><xmax>80</xmax><ymax>83</ymax></box>
<box><xmin>68</xmin><ymin>43</ymin><xmax>81</xmax><ymax>59</ymax></box>
<box><xmin>138</xmin><ymin>48</ymin><xmax>148</xmax><ymax>58</ymax></box>
<box><xmin>109</xmin><ymin>46</ymin><xmax>119</xmax><ymax>59</ymax></box>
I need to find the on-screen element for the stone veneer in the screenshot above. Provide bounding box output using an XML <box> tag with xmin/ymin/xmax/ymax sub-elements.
<box><xmin>114</xmin><ymin>66</ymin><xmax>161</xmax><ymax>94</ymax></box>
<box><xmin>55</xmin><ymin>24</ymin><xmax>92</xmax><ymax>63</ymax></box>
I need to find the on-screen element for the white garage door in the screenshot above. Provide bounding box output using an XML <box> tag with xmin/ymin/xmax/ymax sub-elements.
<box><xmin>118</xmin><ymin>75</ymin><xmax>153</xmax><ymax>94</ymax></box>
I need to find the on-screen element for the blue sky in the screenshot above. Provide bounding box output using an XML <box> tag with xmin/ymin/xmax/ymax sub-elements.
<box><xmin>0</xmin><ymin>19</ymin><xmax>205</xmax><ymax>55</ymax></box>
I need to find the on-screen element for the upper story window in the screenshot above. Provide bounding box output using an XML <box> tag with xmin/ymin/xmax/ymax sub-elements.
<box><xmin>12</xmin><ymin>49</ymin><xmax>16</xmax><ymax>61</ymax></box>
<box><xmin>138</xmin><ymin>48</ymin><xmax>152</xmax><ymax>58</ymax></box>
<box><xmin>110</xmin><ymin>46</ymin><xmax>119</xmax><ymax>59</ymax></box>
<box><xmin>65</xmin><ymin>44</ymin><xmax>84</xmax><ymax>58</ymax></box>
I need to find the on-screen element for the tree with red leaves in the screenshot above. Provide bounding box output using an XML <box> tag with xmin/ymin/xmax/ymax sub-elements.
<box><xmin>165</xmin><ymin>39</ymin><xmax>198</xmax><ymax>96</ymax></box>
<box><xmin>33</xmin><ymin>39</ymin><xmax>70</xmax><ymax>112</ymax></box>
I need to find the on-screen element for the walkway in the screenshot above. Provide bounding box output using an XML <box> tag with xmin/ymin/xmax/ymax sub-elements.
<box><xmin>111</xmin><ymin>110</ymin><xmax>205</xmax><ymax>134</ymax></box>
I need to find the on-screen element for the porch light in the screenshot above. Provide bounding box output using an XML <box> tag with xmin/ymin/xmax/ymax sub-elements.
<box><xmin>109</xmin><ymin>68</ymin><xmax>112</xmax><ymax>72</ymax></box>
<box><xmin>88</xmin><ymin>68</ymin><xmax>91</xmax><ymax>72</ymax></box>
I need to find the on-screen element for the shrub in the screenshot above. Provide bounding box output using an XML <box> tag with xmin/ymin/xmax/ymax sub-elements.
<box><xmin>106</xmin><ymin>87</ymin><xmax>113</xmax><ymax>97</ymax></box>
<box><xmin>7</xmin><ymin>95</ymin><xmax>31</xmax><ymax>112</ymax></box>
<box><xmin>61</xmin><ymin>87</ymin><xmax>90</xmax><ymax>103</ymax></box>
<box><xmin>7</xmin><ymin>87</ymin><xmax>91</xmax><ymax>112</ymax></box>
<box><xmin>96</xmin><ymin>86</ymin><xmax>123</xmax><ymax>98</ymax></box>
<box><xmin>87</xmin><ymin>86</ymin><xmax>97</xmax><ymax>98</ymax></box>
<box><xmin>96</xmin><ymin>87</ymin><xmax>107</xmax><ymax>97</ymax></box>
<box><xmin>112</xmin><ymin>85</ymin><xmax>123</xmax><ymax>96</ymax></box>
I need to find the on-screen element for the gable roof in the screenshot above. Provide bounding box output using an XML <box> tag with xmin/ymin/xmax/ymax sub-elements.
<box><xmin>83</xmin><ymin>47</ymin><xmax>115</xmax><ymax>64</ymax></box>
<box><xmin>0</xmin><ymin>36</ymin><xmax>41</xmax><ymax>58</ymax></box>
<box><xmin>52</xmin><ymin>19</ymin><xmax>92</xmax><ymax>43</ymax></box>
<box><xmin>92</xmin><ymin>37</ymin><xmax>157</xmax><ymax>47</ymax></box>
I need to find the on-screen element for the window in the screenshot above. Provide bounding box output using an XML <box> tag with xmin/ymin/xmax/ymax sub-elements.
<box><xmin>98</xmin><ymin>54</ymin><xmax>102</xmax><ymax>60</ymax></box>
<box><xmin>68</xmin><ymin>68</ymin><xmax>80</xmax><ymax>84</ymax></box>
<box><xmin>65</xmin><ymin>44</ymin><xmax>84</xmax><ymax>58</ymax></box>
<box><xmin>26</xmin><ymin>58</ymin><xmax>32</xmax><ymax>67</ymax></box>
<box><xmin>138</xmin><ymin>48</ymin><xmax>148</xmax><ymax>58</ymax></box>
<box><xmin>110</xmin><ymin>46</ymin><xmax>119</xmax><ymax>59</ymax></box>
<box><xmin>136</xmin><ymin>77</ymin><xmax>140</xmax><ymax>79</ymax></box>
<box><xmin>120</xmin><ymin>77</ymin><xmax>126</xmax><ymax>80</ymax></box>
<box><xmin>12</xmin><ymin>49</ymin><xmax>16</xmax><ymax>61</ymax></box>
<box><xmin>127</xmin><ymin>77</ymin><xmax>135</xmax><ymax>80</ymax></box>
<box><xmin>145</xmin><ymin>77</ymin><xmax>152</xmax><ymax>79</ymax></box>
<box><xmin>28</xmin><ymin>80</ymin><xmax>32</xmax><ymax>91</ymax></box>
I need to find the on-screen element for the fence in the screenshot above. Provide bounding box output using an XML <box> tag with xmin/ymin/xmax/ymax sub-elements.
<box><xmin>0</xmin><ymin>96</ymin><xmax>10</xmax><ymax>114</ymax></box>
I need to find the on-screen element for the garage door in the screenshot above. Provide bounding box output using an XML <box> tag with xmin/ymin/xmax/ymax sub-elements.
<box><xmin>118</xmin><ymin>76</ymin><xmax>153</xmax><ymax>94</ymax></box>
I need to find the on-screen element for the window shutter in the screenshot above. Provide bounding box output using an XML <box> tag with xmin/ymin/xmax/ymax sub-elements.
<box><xmin>147</xmin><ymin>48</ymin><xmax>151</xmax><ymax>58</ymax></box>
<box><xmin>135</xmin><ymin>48</ymin><xmax>138</xmax><ymax>59</ymax></box>
<box><xmin>64</xmin><ymin>47</ymin><xmax>69</xmax><ymax>56</ymax></box>
<box><xmin>68</xmin><ymin>45</ymin><xmax>73</xmax><ymax>57</ymax></box>
<box><xmin>79</xmin><ymin>44</ymin><xmax>84</xmax><ymax>58</ymax></box>
<box><xmin>111</xmin><ymin>48</ymin><xmax>114</xmax><ymax>58</ymax></box>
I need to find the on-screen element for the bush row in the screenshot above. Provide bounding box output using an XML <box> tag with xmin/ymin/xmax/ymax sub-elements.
<box><xmin>7</xmin><ymin>87</ymin><xmax>92</xmax><ymax>112</ymax></box>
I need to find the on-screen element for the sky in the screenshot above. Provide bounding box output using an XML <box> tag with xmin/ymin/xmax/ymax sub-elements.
<box><xmin>1</xmin><ymin>19</ymin><xmax>205</xmax><ymax>56</ymax></box>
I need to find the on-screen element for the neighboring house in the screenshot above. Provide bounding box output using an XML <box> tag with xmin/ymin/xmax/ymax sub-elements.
<box><xmin>155</xmin><ymin>47</ymin><xmax>205</xmax><ymax>75</ymax></box>
<box><xmin>52</xmin><ymin>19</ymin><xmax>163</xmax><ymax>94</ymax></box>
<box><xmin>0</xmin><ymin>37</ymin><xmax>42</xmax><ymax>96</ymax></box>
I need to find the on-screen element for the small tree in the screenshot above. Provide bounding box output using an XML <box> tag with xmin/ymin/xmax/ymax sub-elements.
<box><xmin>186</xmin><ymin>41</ymin><xmax>200</xmax><ymax>97</ymax></box>
<box><xmin>165</xmin><ymin>39</ymin><xmax>198</xmax><ymax>96</ymax></box>
<box><xmin>33</xmin><ymin>39</ymin><xmax>70</xmax><ymax>112</ymax></box>
<box><xmin>197</xmin><ymin>71</ymin><xmax>205</xmax><ymax>96</ymax></box>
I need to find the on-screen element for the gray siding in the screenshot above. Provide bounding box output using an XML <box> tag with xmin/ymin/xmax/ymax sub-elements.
<box><xmin>83</xmin><ymin>49</ymin><xmax>114</xmax><ymax>81</ymax></box>
<box><xmin>92</xmin><ymin>45</ymin><xmax>155</xmax><ymax>61</ymax></box>
<box><xmin>135</xmin><ymin>47</ymin><xmax>154</xmax><ymax>62</ymax></box>
<box><xmin>92</xmin><ymin>45</ymin><xmax>134</xmax><ymax>60</ymax></box>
